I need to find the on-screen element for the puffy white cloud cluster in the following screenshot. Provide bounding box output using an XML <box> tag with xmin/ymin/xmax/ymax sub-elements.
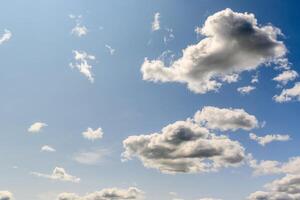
<box><xmin>141</xmin><ymin>8</ymin><xmax>286</xmax><ymax>94</ymax></box>
<box><xmin>69</xmin><ymin>14</ymin><xmax>88</xmax><ymax>37</ymax></box>
<box><xmin>28</xmin><ymin>122</ymin><xmax>47</xmax><ymax>133</ymax></box>
<box><xmin>122</xmin><ymin>106</ymin><xmax>251</xmax><ymax>174</ymax></box>
<box><xmin>273</xmin><ymin>70</ymin><xmax>298</xmax><ymax>85</ymax></box>
<box><xmin>82</xmin><ymin>127</ymin><xmax>104</xmax><ymax>141</ymax></box>
<box><xmin>31</xmin><ymin>167</ymin><xmax>80</xmax><ymax>183</ymax></box>
<box><xmin>0</xmin><ymin>191</ymin><xmax>14</xmax><ymax>200</ymax></box>
<box><xmin>237</xmin><ymin>86</ymin><xmax>256</xmax><ymax>95</ymax></box>
<box><xmin>194</xmin><ymin>106</ymin><xmax>258</xmax><ymax>131</ymax></box>
<box><xmin>57</xmin><ymin>187</ymin><xmax>144</xmax><ymax>200</ymax></box>
<box><xmin>70</xmin><ymin>50</ymin><xmax>96</xmax><ymax>83</ymax></box>
<box><xmin>249</xmin><ymin>133</ymin><xmax>290</xmax><ymax>146</ymax></box>
<box><xmin>274</xmin><ymin>82</ymin><xmax>300</xmax><ymax>102</ymax></box>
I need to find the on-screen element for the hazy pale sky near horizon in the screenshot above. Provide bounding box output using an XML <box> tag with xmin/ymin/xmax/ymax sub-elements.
<box><xmin>0</xmin><ymin>1</ymin><xmax>300</xmax><ymax>200</ymax></box>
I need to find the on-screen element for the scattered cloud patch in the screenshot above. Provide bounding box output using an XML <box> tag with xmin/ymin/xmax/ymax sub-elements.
<box><xmin>105</xmin><ymin>45</ymin><xmax>115</xmax><ymax>55</ymax></box>
<box><xmin>41</xmin><ymin>145</ymin><xmax>56</xmax><ymax>152</ymax></box>
<box><xmin>70</xmin><ymin>50</ymin><xmax>96</xmax><ymax>83</ymax></box>
<box><xmin>273</xmin><ymin>70</ymin><xmax>298</xmax><ymax>85</ymax></box>
<box><xmin>237</xmin><ymin>86</ymin><xmax>256</xmax><ymax>95</ymax></box>
<box><xmin>69</xmin><ymin>14</ymin><xmax>88</xmax><ymax>37</ymax></box>
<box><xmin>31</xmin><ymin>167</ymin><xmax>80</xmax><ymax>183</ymax></box>
<box><xmin>82</xmin><ymin>127</ymin><xmax>104</xmax><ymax>141</ymax></box>
<box><xmin>73</xmin><ymin>148</ymin><xmax>109</xmax><ymax>165</ymax></box>
<box><xmin>164</xmin><ymin>28</ymin><xmax>175</xmax><ymax>44</ymax></box>
<box><xmin>28</xmin><ymin>122</ymin><xmax>47</xmax><ymax>133</ymax></box>
<box><xmin>0</xmin><ymin>29</ymin><xmax>12</xmax><ymax>45</ymax></box>
<box><xmin>194</xmin><ymin>106</ymin><xmax>259</xmax><ymax>131</ymax></box>
<box><xmin>273</xmin><ymin>82</ymin><xmax>300</xmax><ymax>102</ymax></box>
<box><xmin>57</xmin><ymin>187</ymin><xmax>144</xmax><ymax>200</ymax></box>
<box><xmin>152</xmin><ymin>12</ymin><xmax>160</xmax><ymax>31</ymax></box>
<box><xmin>141</xmin><ymin>8</ymin><xmax>286</xmax><ymax>94</ymax></box>
<box><xmin>0</xmin><ymin>191</ymin><xmax>14</xmax><ymax>200</ymax></box>
<box><xmin>249</xmin><ymin>133</ymin><xmax>290</xmax><ymax>146</ymax></box>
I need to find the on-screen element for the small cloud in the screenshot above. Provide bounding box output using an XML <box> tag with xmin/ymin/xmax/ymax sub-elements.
<box><xmin>151</xmin><ymin>12</ymin><xmax>160</xmax><ymax>31</ymax></box>
<box><xmin>73</xmin><ymin>148</ymin><xmax>109</xmax><ymax>165</ymax></box>
<box><xmin>82</xmin><ymin>127</ymin><xmax>104</xmax><ymax>141</ymax></box>
<box><xmin>31</xmin><ymin>167</ymin><xmax>80</xmax><ymax>183</ymax></box>
<box><xmin>163</xmin><ymin>28</ymin><xmax>175</xmax><ymax>44</ymax></box>
<box><xmin>249</xmin><ymin>133</ymin><xmax>290</xmax><ymax>146</ymax></box>
<box><xmin>28</xmin><ymin>122</ymin><xmax>47</xmax><ymax>133</ymax></box>
<box><xmin>273</xmin><ymin>70</ymin><xmax>298</xmax><ymax>85</ymax></box>
<box><xmin>41</xmin><ymin>145</ymin><xmax>56</xmax><ymax>153</ymax></box>
<box><xmin>69</xmin><ymin>14</ymin><xmax>88</xmax><ymax>37</ymax></box>
<box><xmin>237</xmin><ymin>86</ymin><xmax>256</xmax><ymax>95</ymax></box>
<box><xmin>273</xmin><ymin>82</ymin><xmax>300</xmax><ymax>102</ymax></box>
<box><xmin>0</xmin><ymin>191</ymin><xmax>14</xmax><ymax>200</ymax></box>
<box><xmin>0</xmin><ymin>29</ymin><xmax>12</xmax><ymax>45</ymax></box>
<box><xmin>105</xmin><ymin>45</ymin><xmax>115</xmax><ymax>55</ymax></box>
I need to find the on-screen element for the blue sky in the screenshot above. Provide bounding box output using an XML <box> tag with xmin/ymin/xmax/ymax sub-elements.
<box><xmin>0</xmin><ymin>1</ymin><xmax>300</xmax><ymax>200</ymax></box>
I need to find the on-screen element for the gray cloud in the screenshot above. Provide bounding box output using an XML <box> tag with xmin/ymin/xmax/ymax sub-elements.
<box><xmin>141</xmin><ymin>8</ymin><xmax>286</xmax><ymax>94</ymax></box>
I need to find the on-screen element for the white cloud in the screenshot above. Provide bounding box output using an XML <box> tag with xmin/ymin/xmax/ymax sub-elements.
<box><xmin>198</xmin><ymin>198</ymin><xmax>222</xmax><ymax>200</ymax></box>
<box><xmin>122</xmin><ymin>119</ymin><xmax>245</xmax><ymax>174</ymax></box>
<box><xmin>249</xmin><ymin>133</ymin><xmax>290</xmax><ymax>146</ymax></box>
<box><xmin>70</xmin><ymin>14</ymin><xmax>88</xmax><ymax>37</ymax></box>
<box><xmin>152</xmin><ymin>12</ymin><xmax>160</xmax><ymax>31</ymax></box>
<box><xmin>82</xmin><ymin>127</ymin><xmax>104</xmax><ymax>141</ymax></box>
<box><xmin>0</xmin><ymin>191</ymin><xmax>14</xmax><ymax>200</ymax></box>
<box><xmin>41</xmin><ymin>145</ymin><xmax>56</xmax><ymax>152</ymax></box>
<box><xmin>105</xmin><ymin>45</ymin><xmax>115</xmax><ymax>55</ymax></box>
<box><xmin>251</xmin><ymin>73</ymin><xmax>259</xmax><ymax>84</ymax></box>
<box><xmin>28</xmin><ymin>122</ymin><xmax>47</xmax><ymax>133</ymax></box>
<box><xmin>73</xmin><ymin>149</ymin><xmax>108</xmax><ymax>165</ymax></box>
<box><xmin>194</xmin><ymin>106</ymin><xmax>259</xmax><ymax>132</ymax></box>
<box><xmin>164</xmin><ymin>28</ymin><xmax>175</xmax><ymax>44</ymax></box>
<box><xmin>31</xmin><ymin>167</ymin><xmax>80</xmax><ymax>183</ymax></box>
<box><xmin>273</xmin><ymin>70</ymin><xmax>298</xmax><ymax>85</ymax></box>
<box><xmin>0</xmin><ymin>29</ymin><xmax>12</xmax><ymax>44</ymax></box>
<box><xmin>141</xmin><ymin>8</ymin><xmax>286</xmax><ymax>94</ymax></box>
<box><xmin>273</xmin><ymin>82</ymin><xmax>300</xmax><ymax>102</ymax></box>
<box><xmin>57</xmin><ymin>187</ymin><xmax>144</xmax><ymax>200</ymax></box>
<box><xmin>70</xmin><ymin>50</ymin><xmax>96</xmax><ymax>83</ymax></box>
<box><xmin>237</xmin><ymin>86</ymin><xmax>256</xmax><ymax>95</ymax></box>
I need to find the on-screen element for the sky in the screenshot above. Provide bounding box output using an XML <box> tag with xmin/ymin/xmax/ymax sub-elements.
<box><xmin>0</xmin><ymin>0</ymin><xmax>300</xmax><ymax>200</ymax></box>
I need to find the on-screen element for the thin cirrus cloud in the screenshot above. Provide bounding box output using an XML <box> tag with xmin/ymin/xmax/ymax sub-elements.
<box><xmin>151</xmin><ymin>12</ymin><xmax>160</xmax><ymax>31</ymax></box>
<box><xmin>237</xmin><ymin>86</ymin><xmax>256</xmax><ymax>95</ymax></box>
<box><xmin>28</xmin><ymin>122</ymin><xmax>47</xmax><ymax>133</ymax></box>
<box><xmin>249</xmin><ymin>133</ymin><xmax>290</xmax><ymax>146</ymax></box>
<box><xmin>82</xmin><ymin>127</ymin><xmax>104</xmax><ymax>141</ymax></box>
<box><xmin>41</xmin><ymin>145</ymin><xmax>56</xmax><ymax>152</ymax></box>
<box><xmin>73</xmin><ymin>148</ymin><xmax>109</xmax><ymax>165</ymax></box>
<box><xmin>0</xmin><ymin>29</ymin><xmax>12</xmax><ymax>45</ymax></box>
<box><xmin>273</xmin><ymin>82</ymin><xmax>300</xmax><ymax>102</ymax></box>
<box><xmin>141</xmin><ymin>8</ymin><xmax>286</xmax><ymax>94</ymax></box>
<box><xmin>31</xmin><ymin>167</ymin><xmax>80</xmax><ymax>183</ymax></box>
<box><xmin>122</xmin><ymin>107</ymin><xmax>248</xmax><ymax>174</ymax></box>
<box><xmin>70</xmin><ymin>50</ymin><xmax>96</xmax><ymax>83</ymax></box>
<box><xmin>57</xmin><ymin>187</ymin><xmax>144</xmax><ymax>200</ymax></box>
<box><xmin>0</xmin><ymin>191</ymin><xmax>14</xmax><ymax>200</ymax></box>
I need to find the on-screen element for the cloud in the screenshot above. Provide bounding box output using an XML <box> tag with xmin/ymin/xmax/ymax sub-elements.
<box><xmin>194</xmin><ymin>106</ymin><xmax>259</xmax><ymax>131</ymax></box>
<box><xmin>70</xmin><ymin>14</ymin><xmax>88</xmax><ymax>37</ymax></box>
<box><xmin>251</xmin><ymin>73</ymin><xmax>259</xmax><ymax>84</ymax></box>
<box><xmin>82</xmin><ymin>127</ymin><xmax>104</xmax><ymax>141</ymax></box>
<box><xmin>105</xmin><ymin>45</ymin><xmax>115</xmax><ymax>55</ymax></box>
<box><xmin>70</xmin><ymin>50</ymin><xmax>96</xmax><ymax>83</ymax></box>
<box><xmin>237</xmin><ymin>86</ymin><xmax>256</xmax><ymax>95</ymax></box>
<box><xmin>0</xmin><ymin>29</ymin><xmax>12</xmax><ymax>45</ymax></box>
<box><xmin>273</xmin><ymin>70</ymin><xmax>299</xmax><ymax>85</ymax></box>
<box><xmin>73</xmin><ymin>148</ymin><xmax>109</xmax><ymax>165</ymax></box>
<box><xmin>250</xmin><ymin>156</ymin><xmax>300</xmax><ymax>176</ymax></box>
<box><xmin>273</xmin><ymin>82</ymin><xmax>300</xmax><ymax>102</ymax></box>
<box><xmin>152</xmin><ymin>12</ymin><xmax>160</xmax><ymax>31</ymax></box>
<box><xmin>164</xmin><ymin>28</ymin><xmax>175</xmax><ymax>44</ymax></box>
<box><xmin>198</xmin><ymin>198</ymin><xmax>222</xmax><ymax>200</ymax></box>
<box><xmin>0</xmin><ymin>191</ymin><xmax>13</xmax><ymax>200</ymax></box>
<box><xmin>248</xmin><ymin>174</ymin><xmax>300</xmax><ymax>200</ymax></box>
<box><xmin>31</xmin><ymin>167</ymin><xmax>80</xmax><ymax>183</ymax></box>
<box><xmin>41</xmin><ymin>145</ymin><xmax>56</xmax><ymax>152</ymax></box>
<box><xmin>141</xmin><ymin>8</ymin><xmax>286</xmax><ymax>94</ymax></box>
<box><xmin>122</xmin><ymin>119</ymin><xmax>245</xmax><ymax>174</ymax></box>
<box><xmin>249</xmin><ymin>133</ymin><xmax>290</xmax><ymax>146</ymax></box>
<box><xmin>57</xmin><ymin>187</ymin><xmax>144</xmax><ymax>200</ymax></box>
<box><xmin>28</xmin><ymin>122</ymin><xmax>47</xmax><ymax>133</ymax></box>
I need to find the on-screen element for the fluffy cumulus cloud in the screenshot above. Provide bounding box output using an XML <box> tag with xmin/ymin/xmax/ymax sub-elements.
<box><xmin>82</xmin><ymin>127</ymin><xmax>104</xmax><ymax>141</ymax></box>
<box><xmin>57</xmin><ymin>187</ymin><xmax>144</xmax><ymax>200</ymax></box>
<box><xmin>41</xmin><ymin>145</ymin><xmax>56</xmax><ymax>152</ymax></box>
<box><xmin>248</xmin><ymin>174</ymin><xmax>300</xmax><ymax>200</ymax></box>
<box><xmin>151</xmin><ymin>12</ymin><xmax>160</xmax><ymax>31</ymax></box>
<box><xmin>28</xmin><ymin>122</ymin><xmax>47</xmax><ymax>133</ymax></box>
<box><xmin>237</xmin><ymin>85</ymin><xmax>256</xmax><ymax>95</ymax></box>
<box><xmin>122</xmin><ymin>119</ymin><xmax>246</xmax><ymax>174</ymax></box>
<box><xmin>73</xmin><ymin>148</ymin><xmax>108</xmax><ymax>165</ymax></box>
<box><xmin>141</xmin><ymin>8</ymin><xmax>286</xmax><ymax>94</ymax></box>
<box><xmin>0</xmin><ymin>191</ymin><xmax>14</xmax><ymax>200</ymax></box>
<box><xmin>273</xmin><ymin>82</ymin><xmax>300</xmax><ymax>103</ymax></box>
<box><xmin>194</xmin><ymin>106</ymin><xmax>258</xmax><ymax>131</ymax></box>
<box><xmin>31</xmin><ymin>167</ymin><xmax>80</xmax><ymax>183</ymax></box>
<box><xmin>249</xmin><ymin>133</ymin><xmax>290</xmax><ymax>146</ymax></box>
<box><xmin>70</xmin><ymin>50</ymin><xmax>96</xmax><ymax>83</ymax></box>
<box><xmin>273</xmin><ymin>70</ymin><xmax>299</xmax><ymax>85</ymax></box>
<box><xmin>0</xmin><ymin>29</ymin><xmax>12</xmax><ymax>45</ymax></box>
